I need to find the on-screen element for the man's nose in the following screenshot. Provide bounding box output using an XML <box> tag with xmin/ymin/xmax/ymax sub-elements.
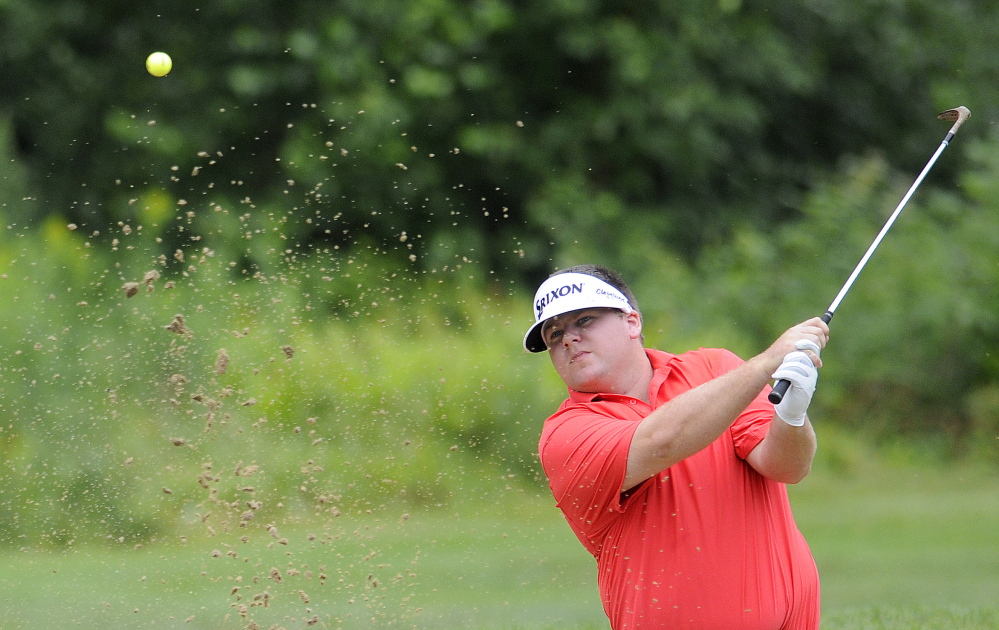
<box><xmin>562</xmin><ymin>325</ymin><xmax>582</xmax><ymax>345</ymax></box>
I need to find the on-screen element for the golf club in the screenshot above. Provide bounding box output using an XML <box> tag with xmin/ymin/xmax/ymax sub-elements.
<box><xmin>769</xmin><ymin>106</ymin><xmax>971</xmax><ymax>405</ymax></box>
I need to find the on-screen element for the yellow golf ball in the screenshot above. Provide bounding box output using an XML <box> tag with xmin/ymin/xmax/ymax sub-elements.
<box><xmin>146</xmin><ymin>52</ymin><xmax>172</xmax><ymax>77</ymax></box>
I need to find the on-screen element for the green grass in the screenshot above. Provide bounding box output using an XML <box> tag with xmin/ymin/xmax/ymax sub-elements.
<box><xmin>790</xmin><ymin>463</ymin><xmax>999</xmax><ymax>614</ymax></box>
<box><xmin>0</xmin><ymin>494</ymin><xmax>604</xmax><ymax>629</ymax></box>
<box><xmin>821</xmin><ymin>606</ymin><xmax>999</xmax><ymax>630</ymax></box>
<box><xmin>1</xmin><ymin>463</ymin><xmax>998</xmax><ymax>629</ymax></box>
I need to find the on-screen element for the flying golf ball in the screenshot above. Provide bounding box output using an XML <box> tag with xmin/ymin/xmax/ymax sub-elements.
<box><xmin>146</xmin><ymin>52</ymin><xmax>172</xmax><ymax>77</ymax></box>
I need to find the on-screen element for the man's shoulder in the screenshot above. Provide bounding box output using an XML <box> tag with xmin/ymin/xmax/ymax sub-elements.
<box><xmin>539</xmin><ymin>397</ymin><xmax>644</xmax><ymax>469</ymax></box>
<box><xmin>541</xmin><ymin>395</ymin><xmax>641</xmax><ymax>440</ymax></box>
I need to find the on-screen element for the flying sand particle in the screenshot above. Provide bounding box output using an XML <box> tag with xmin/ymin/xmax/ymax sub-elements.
<box><xmin>165</xmin><ymin>314</ymin><xmax>193</xmax><ymax>338</ymax></box>
<box><xmin>122</xmin><ymin>282</ymin><xmax>140</xmax><ymax>298</ymax></box>
<box><xmin>216</xmin><ymin>349</ymin><xmax>230</xmax><ymax>376</ymax></box>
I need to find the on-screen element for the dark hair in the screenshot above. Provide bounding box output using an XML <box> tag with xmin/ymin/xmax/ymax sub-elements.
<box><xmin>551</xmin><ymin>264</ymin><xmax>641</xmax><ymax>315</ymax></box>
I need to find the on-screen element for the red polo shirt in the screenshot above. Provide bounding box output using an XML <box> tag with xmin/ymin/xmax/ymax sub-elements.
<box><xmin>539</xmin><ymin>348</ymin><xmax>819</xmax><ymax>629</ymax></box>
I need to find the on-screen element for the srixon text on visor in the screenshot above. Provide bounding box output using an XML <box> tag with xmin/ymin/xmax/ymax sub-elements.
<box><xmin>535</xmin><ymin>282</ymin><xmax>583</xmax><ymax>318</ymax></box>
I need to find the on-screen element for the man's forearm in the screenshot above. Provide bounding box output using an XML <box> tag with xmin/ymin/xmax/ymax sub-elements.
<box><xmin>746</xmin><ymin>414</ymin><xmax>817</xmax><ymax>484</ymax></box>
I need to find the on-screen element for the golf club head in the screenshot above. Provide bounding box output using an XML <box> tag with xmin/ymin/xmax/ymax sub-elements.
<box><xmin>938</xmin><ymin>106</ymin><xmax>971</xmax><ymax>136</ymax></box>
<box><xmin>937</xmin><ymin>106</ymin><xmax>970</xmax><ymax>122</ymax></box>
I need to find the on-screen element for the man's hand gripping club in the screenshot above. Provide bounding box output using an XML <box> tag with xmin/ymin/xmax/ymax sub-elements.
<box><xmin>772</xmin><ymin>339</ymin><xmax>821</xmax><ymax>427</ymax></box>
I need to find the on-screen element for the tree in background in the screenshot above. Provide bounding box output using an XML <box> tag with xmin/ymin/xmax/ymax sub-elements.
<box><xmin>2</xmin><ymin>0</ymin><xmax>996</xmax><ymax>280</ymax></box>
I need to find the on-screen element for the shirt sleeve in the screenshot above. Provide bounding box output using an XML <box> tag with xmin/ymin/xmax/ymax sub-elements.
<box><xmin>539</xmin><ymin>407</ymin><xmax>641</xmax><ymax>543</ymax></box>
<box><xmin>698</xmin><ymin>347</ymin><xmax>775</xmax><ymax>459</ymax></box>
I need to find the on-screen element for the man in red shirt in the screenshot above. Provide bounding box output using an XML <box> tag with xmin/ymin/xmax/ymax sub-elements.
<box><xmin>525</xmin><ymin>265</ymin><xmax>828</xmax><ymax>630</ymax></box>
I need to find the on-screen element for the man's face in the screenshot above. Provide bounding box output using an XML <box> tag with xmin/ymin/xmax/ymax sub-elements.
<box><xmin>541</xmin><ymin>307</ymin><xmax>642</xmax><ymax>393</ymax></box>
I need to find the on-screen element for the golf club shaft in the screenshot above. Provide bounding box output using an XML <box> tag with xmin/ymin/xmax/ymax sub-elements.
<box><xmin>768</xmin><ymin>107</ymin><xmax>970</xmax><ymax>405</ymax></box>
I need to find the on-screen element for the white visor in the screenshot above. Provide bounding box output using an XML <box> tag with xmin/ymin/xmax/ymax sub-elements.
<box><xmin>523</xmin><ymin>272</ymin><xmax>635</xmax><ymax>352</ymax></box>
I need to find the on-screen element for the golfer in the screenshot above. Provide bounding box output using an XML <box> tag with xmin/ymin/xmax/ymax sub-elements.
<box><xmin>526</xmin><ymin>265</ymin><xmax>828</xmax><ymax>629</ymax></box>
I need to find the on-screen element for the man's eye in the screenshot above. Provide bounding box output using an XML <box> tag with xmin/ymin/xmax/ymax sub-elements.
<box><xmin>547</xmin><ymin>329</ymin><xmax>563</xmax><ymax>342</ymax></box>
<box><xmin>576</xmin><ymin>316</ymin><xmax>593</xmax><ymax>326</ymax></box>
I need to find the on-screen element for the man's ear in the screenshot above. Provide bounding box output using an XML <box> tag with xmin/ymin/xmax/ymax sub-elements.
<box><xmin>625</xmin><ymin>311</ymin><xmax>643</xmax><ymax>341</ymax></box>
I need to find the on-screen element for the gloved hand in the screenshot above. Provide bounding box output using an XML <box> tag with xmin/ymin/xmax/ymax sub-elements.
<box><xmin>771</xmin><ymin>339</ymin><xmax>820</xmax><ymax>427</ymax></box>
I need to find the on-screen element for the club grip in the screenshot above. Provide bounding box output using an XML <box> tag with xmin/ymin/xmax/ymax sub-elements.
<box><xmin>768</xmin><ymin>378</ymin><xmax>791</xmax><ymax>404</ymax></box>
<box><xmin>768</xmin><ymin>311</ymin><xmax>833</xmax><ymax>405</ymax></box>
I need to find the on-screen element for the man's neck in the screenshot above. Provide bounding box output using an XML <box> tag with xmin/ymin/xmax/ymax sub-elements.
<box><xmin>617</xmin><ymin>347</ymin><xmax>655</xmax><ymax>403</ymax></box>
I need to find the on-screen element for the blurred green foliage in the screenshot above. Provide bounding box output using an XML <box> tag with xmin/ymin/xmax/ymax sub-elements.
<box><xmin>3</xmin><ymin>0</ymin><xmax>998</xmax><ymax>275</ymax></box>
<box><xmin>1</xmin><ymin>0</ymin><xmax>999</xmax><ymax>548</ymax></box>
<box><xmin>0</xmin><ymin>228</ymin><xmax>564</xmax><ymax>546</ymax></box>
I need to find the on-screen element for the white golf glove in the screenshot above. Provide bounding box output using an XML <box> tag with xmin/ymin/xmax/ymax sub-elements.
<box><xmin>771</xmin><ymin>339</ymin><xmax>820</xmax><ymax>427</ymax></box>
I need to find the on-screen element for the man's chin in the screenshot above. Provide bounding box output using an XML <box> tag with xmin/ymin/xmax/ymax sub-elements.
<box><xmin>565</xmin><ymin>371</ymin><xmax>609</xmax><ymax>394</ymax></box>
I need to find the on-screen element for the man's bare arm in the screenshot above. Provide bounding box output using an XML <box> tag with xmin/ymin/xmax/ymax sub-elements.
<box><xmin>745</xmin><ymin>414</ymin><xmax>817</xmax><ymax>484</ymax></box>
